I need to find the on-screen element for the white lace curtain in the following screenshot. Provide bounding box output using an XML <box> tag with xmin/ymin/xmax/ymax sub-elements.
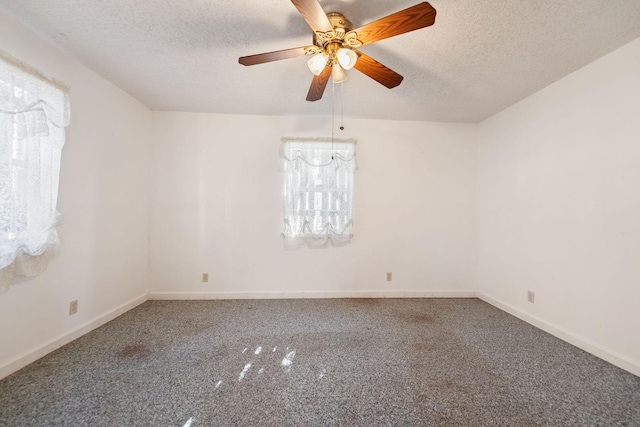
<box><xmin>0</xmin><ymin>54</ymin><xmax>70</xmax><ymax>293</ymax></box>
<box><xmin>280</xmin><ymin>137</ymin><xmax>357</xmax><ymax>249</ymax></box>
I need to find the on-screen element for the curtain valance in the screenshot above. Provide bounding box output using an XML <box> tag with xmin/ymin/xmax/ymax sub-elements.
<box><xmin>280</xmin><ymin>137</ymin><xmax>357</xmax><ymax>249</ymax></box>
<box><xmin>0</xmin><ymin>55</ymin><xmax>69</xmax><ymax>292</ymax></box>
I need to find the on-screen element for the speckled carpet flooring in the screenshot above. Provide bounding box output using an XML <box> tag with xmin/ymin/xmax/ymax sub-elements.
<box><xmin>1</xmin><ymin>298</ymin><xmax>639</xmax><ymax>426</ymax></box>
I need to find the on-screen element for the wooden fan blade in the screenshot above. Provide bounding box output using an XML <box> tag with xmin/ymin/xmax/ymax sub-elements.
<box><xmin>353</xmin><ymin>50</ymin><xmax>403</xmax><ymax>89</ymax></box>
<box><xmin>306</xmin><ymin>66</ymin><xmax>332</xmax><ymax>102</ymax></box>
<box><xmin>291</xmin><ymin>0</ymin><xmax>333</xmax><ymax>32</ymax></box>
<box><xmin>352</xmin><ymin>2</ymin><xmax>436</xmax><ymax>46</ymax></box>
<box><xmin>239</xmin><ymin>47</ymin><xmax>308</xmax><ymax>66</ymax></box>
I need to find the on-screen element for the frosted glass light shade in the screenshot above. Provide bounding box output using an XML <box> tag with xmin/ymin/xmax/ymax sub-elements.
<box><xmin>332</xmin><ymin>64</ymin><xmax>347</xmax><ymax>83</ymax></box>
<box><xmin>307</xmin><ymin>54</ymin><xmax>328</xmax><ymax>75</ymax></box>
<box><xmin>336</xmin><ymin>48</ymin><xmax>357</xmax><ymax>70</ymax></box>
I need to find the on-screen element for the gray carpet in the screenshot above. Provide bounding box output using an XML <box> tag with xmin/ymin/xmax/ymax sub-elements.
<box><xmin>1</xmin><ymin>298</ymin><xmax>639</xmax><ymax>426</ymax></box>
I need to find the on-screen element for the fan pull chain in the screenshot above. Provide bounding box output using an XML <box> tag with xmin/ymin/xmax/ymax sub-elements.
<box><xmin>331</xmin><ymin>80</ymin><xmax>335</xmax><ymax>159</ymax></box>
<box><xmin>340</xmin><ymin>82</ymin><xmax>345</xmax><ymax>131</ymax></box>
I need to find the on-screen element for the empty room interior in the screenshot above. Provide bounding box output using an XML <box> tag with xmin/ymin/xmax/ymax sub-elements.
<box><xmin>1</xmin><ymin>0</ymin><xmax>639</xmax><ymax>425</ymax></box>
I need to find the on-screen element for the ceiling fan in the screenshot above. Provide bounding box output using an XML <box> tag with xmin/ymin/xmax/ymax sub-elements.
<box><xmin>239</xmin><ymin>0</ymin><xmax>437</xmax><ymax>102</ymax></box>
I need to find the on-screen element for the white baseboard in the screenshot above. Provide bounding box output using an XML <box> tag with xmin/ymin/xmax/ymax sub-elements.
<box><xmin>149</xmin><ymin>290</ymin><xmax>477</xmax><ymax>300</ymax></box>
<box><xmin>0</xmin><ymin>293</ymin><xmax>148</xmax><ymax>380</ymax></box>
<box><xmin>478</xmin><ymin>293</ymin><xmax>640</xmax><ymax>377</ymax></box>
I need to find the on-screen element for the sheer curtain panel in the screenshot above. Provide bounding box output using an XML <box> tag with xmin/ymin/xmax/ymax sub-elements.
<box><xmin>280</xmin><ymin>137</ymin><xmax>357</xmax><ymax>249</ymax></box>
<box><xmin>0</xmin><ymin>54</ymin><xmax>70</xmax><ymax>293</ymax></box>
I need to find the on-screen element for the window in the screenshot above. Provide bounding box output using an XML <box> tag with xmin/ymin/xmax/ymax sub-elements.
<box><xmin>280</xmin><ymin>137</ymin><xmax>357</xmax><ymax>248</ymax></box>
<box><xmin>0</xmin><ymin>54</ymin><xmax>69</xmax><ymax>293</ymax></box>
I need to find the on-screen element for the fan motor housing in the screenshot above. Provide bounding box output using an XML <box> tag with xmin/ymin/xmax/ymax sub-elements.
<box><xmin>313</xmin><ymin>12</ymin><xmax>354</xmax><ymax>46</ymax></box>
<box><xmin>327</xmin><ymin>12</ymin><xmax>354</xmax><ymax>32</ymax></box>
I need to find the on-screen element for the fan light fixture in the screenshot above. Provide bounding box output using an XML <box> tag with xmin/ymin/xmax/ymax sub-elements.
<box><xmin>336</xmin><ymin>48</ymin><xmax>357</xmax><ymax>70</ymax></box>
<box><xmin>331</xmin><ymin>64</ymin><xmax>347</xmax><ymax>83</ymax></box>
<box><xmin>307</xmin><ymin>53</ymin><xmax>328</xmax><ymax>76</ymax></box>
<box><xmin>307</xmin><ymin>48</ymin><xmax>357</xmax><ymax>82</ymax></box>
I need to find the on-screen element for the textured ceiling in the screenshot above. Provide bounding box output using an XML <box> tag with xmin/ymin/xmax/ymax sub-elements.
<box><xmin>1</xmin><ymin>0</ymin><xmax>639</xmax><ymax>123</ymax></box>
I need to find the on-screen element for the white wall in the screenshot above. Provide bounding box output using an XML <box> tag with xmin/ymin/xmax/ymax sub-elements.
<box><xmin>477</xmin><ymin>38</ymin><xmax>640</xmax><ymax>375</ymax></box>
<box><xmin>149</xmin><ymin>113</ymin><xmax>477</xmax><ymax>298</ymax></box>
<box><xmin>0</xmin><ymin>12</ymin><xmax>152</xmax><ymax>378</ymax></box>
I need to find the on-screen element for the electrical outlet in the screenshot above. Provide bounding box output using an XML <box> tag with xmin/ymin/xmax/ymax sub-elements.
<box><xmin>386</xmin><ymin>272</ymin><xmax>392</xmax><ymax>281</ymax></box>
<box><xmin>202</xmin><ymin>273</ymin><xmax>209</xmax><ymax>283</ymax></box>
<box><xmin>69</xmin><ymin>300</ymin><xmax>78</xmax><ymax>315</ymax></box>
<box><xmin>527</xmin><ymin>291</ymin><xmax>535</xmax><ymax>303</ymax></box>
